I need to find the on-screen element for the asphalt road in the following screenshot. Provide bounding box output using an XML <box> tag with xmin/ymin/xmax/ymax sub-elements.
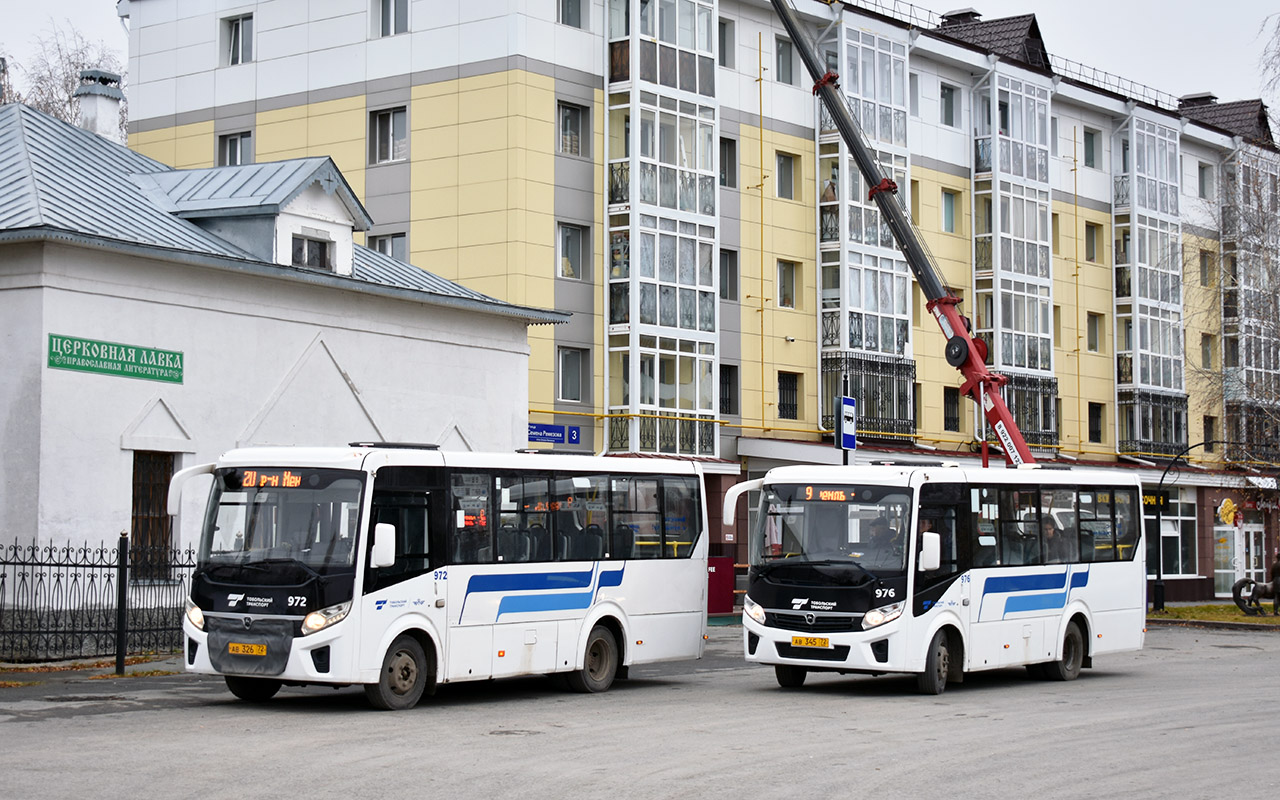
<box><xmin>1</xmin><ymin>623</ymin><xmax>1277</xmax><ymax>799</ymax></box>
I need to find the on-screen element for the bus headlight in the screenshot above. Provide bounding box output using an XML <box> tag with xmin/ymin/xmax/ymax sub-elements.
<box><xmin>743</xmin><ymin>596</ymin><xmax>767</xmax><ymax>625</ymax></box>
<box><xmin>301</xmin><ymin>601</ymin><xmax>351</xmax><ymax>635</ymax></box>
<box><xmin>185</xmin><ymin>597</ymin><xmax>204</xmax><ymax>631</ymax></box>
<box><xmin>862</xmin><ymin>601</ymin><xmax>904</xmax><ymax>630</ymax></box>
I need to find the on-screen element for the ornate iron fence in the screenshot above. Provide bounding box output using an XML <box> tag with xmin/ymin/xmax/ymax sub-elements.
<box><xmin>0</xmin><ymin>536</ymin><xmax>196</xmax><ymax>663</ymax></box>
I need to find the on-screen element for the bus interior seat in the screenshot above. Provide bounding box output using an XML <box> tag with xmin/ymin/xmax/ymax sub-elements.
<box><xmin>613</xmin><ymin>525</ymin><xmax>634</xmax><ymax>560</ymax></box>
<box><xmin>577</xmin><ymin>524</ymin><xmax>605</xmax><ymax>560</ymax></box>
<box><xmin>498</xmin><ymin>525</ymin><xmax>529</xmax><ymax>562</ymax></box>
<box><xmin>527</xmin><ymin>524</ymin><xmax>550</xmax><ymax>561</ymax></box>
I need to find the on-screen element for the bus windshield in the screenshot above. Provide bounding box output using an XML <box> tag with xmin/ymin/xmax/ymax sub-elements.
<box><xmin>750</xmin><ymin>483</ymin><xmax>914</xmax><ymax>574</ymax></box>
<box><xmin>199</xmin><ymin>467</ymin><xmax>365</xmax><ymax>573</ymax></box>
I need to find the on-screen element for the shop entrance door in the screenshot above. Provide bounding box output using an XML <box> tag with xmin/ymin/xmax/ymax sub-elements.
<box><xmin>1214</xmin><ymin>525</ymin><xmax>1268</xmax><ymax>597</ymax></box>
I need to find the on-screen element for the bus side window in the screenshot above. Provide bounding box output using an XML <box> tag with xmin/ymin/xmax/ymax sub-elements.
<box><xmin>1113</xmin><ymin>489</ymin><xmax>1139</xmax><ymax>561</ymax></box>
<box><xmin>614</xmin><ymin>476</ymin><xmax>662</xmax><ymax>559</ymax></box>
<box><xmin>367</xmin><ymin>466</ymin><xmax>437</xmax><ymax>591</ymax></box>
<box><xmin>450</xmin><ymin>472</ymin><xmax>493</xmax><ymax>564</ymax></box>
<box><xmin>662</xmin><ymin>477</ymin><xmax>699</xmax><ymax>558</ymax></box>
<box><xmin>969</xmin><ymin>486</ymin><xmax>999</xmax><ymax>567</ymax></box>
<box><xmin>999</xmin><ymin>489</ymin><xmax>1037</xmax><ymax>566</ymax></box>
<box><xmin>557</xmin><ymin>473</ymin><xmax>610</xmax><ymax>561</ymax></box>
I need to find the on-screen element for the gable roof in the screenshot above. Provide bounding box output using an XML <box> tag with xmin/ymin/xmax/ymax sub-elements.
<box><xmin>1179</xmin><ymin>99</ymin><xmax>1275</xmax><ymax>149</ymax></box>
<box><xmin>0</xmin><ymin>102</ymin><xmax>564</xmax><ymax>325</ymax></box>
<box><xmin>932</xmin><ymin>13</ymin><xmax>1050</xmax><ymax>71</ymax></box>
<box><xmin>141</xmin><ymin>157</ymin><xmax>373</xmax><ymax>228</ymax></box>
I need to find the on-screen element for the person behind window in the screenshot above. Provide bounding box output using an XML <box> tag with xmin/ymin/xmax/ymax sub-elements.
<box><xmin>1043</xmin><ymin>519</ymin><xmax>1069</xmax><ymax>563</ymax></box>
<box><xmin>869</xmin><ymin>516</ymin><xmax>899</xmax><ymax>550</ymax></box>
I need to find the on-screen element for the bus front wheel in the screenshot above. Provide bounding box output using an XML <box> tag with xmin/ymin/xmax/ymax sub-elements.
<box><xmin>365</xmin><ymin>634</ymin><xmax>429</xmax><ymax>710</ymax></box>
<box><xmin>774</xmin><ymin>664</ymin><xmax>807</xmax><ymax>688</ymax></box>
<box><xmin>565</xmin><ymin>624</ymin><xmax>618</xmax><ymax>693</ymax></box>
<box><xmin>224</xmin><ymin>676</ymin><xmax>281</xmax><ymax>702</ymax></box>
<box><xmin>916</xmin><ymin>630</ymin><xmax>950</xmax><ymax>695</ymax></box>
<box><xmin>1043</xmin><ymin>621</ymin><xmax>1084</xmax><ymax>682</ymax></box>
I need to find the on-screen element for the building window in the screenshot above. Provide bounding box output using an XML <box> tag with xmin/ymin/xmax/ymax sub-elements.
<box><xmin>224</xmin><ymin>14</ymin><xmax>253</xmax><ymax>66</ymax></box>
<box><xmin>941</xmin><ymin>189</ymin><xmax>958</xmax><ymax>233</ymax></box>
<box><xmin>369</xmin><ymin>107</ymin><xmax>407</xmax><ymax>164</ymax></box>
<box><xmin>719</xmin><ymin>137</ymin><xmax>737</xmax><ymax>188</ymax></box>
<box><xmin>1088</xmin><ymin>402</ymin><xmax>1104</xmax><ymax>444</ymax></box>
<box><xmin>376</xmin><ymin>0</ymin><xmax>408</xmax><ymax>36</ymax></box>
<box><xmin>1087</xmin><ymin>313</ymin><xmax>1102</xmax><ymax>353</ymax></box>
<box><xmin>131</xmin><ymin>451</ymin><xmax>175</xmax><ymax>581</ymax></box>
<box><xmin>908</xmin><ymin>73</ymin><xmax>919</xmax><ymax>117</ymax></box>
<box><xmin>217</xmin><ymin>131</ymin><xmax>251</xmax><ymax>166</ymax></box>
<box><xmin>558</xmin><ymin>102</ymin><xmax>585</xmax><ymax>156</ymax></box>
<box><xmin>718</xmin><ymin>18</ymin><xmax>734</xmax><ymax>68</ymax></box>
<box><xmin>720</xmin><ymin>364</ymin><xmax>739</xmax><ymax>415</ymax></box>
<box><xmin>1051</xmin><ymin>213</ymin><xmax>1060</xmax><ymax>254</ymax></box>
<box><xmin>369</xmin><ymin>233</ymin><xmax>406</xmax><ymax>262</ymax></box>
<box><xmin>558</xmin><ymin>347</ymin><xmax>587</xmax><ymax>402</ymax></box>
<box><xmin>1204</xmin><ymin>416</ymin><xmax>1216</xmax><ymax>451</ymax></box>
<box><xmin>943</xmin><ymin>386</ymin><xmax>960</xmax><ymax>432</ymax></box>
<box><xmin>1200</xmin><ymin>333</ymin><xmax>1214</xmax><ymax>369</ymax></box>
<box><xmin>778</xmin><ymin>371</ymin><xmax>799</xmax><ymax>419</ymax></box>
<box><xmin>1199</xmin><ymin>250</ymin><xmax>1212</xmax><ymax>286</ymax></box>
<box><xmin>1198</xmin><ymin>162</ymin><xmax>1214</xmax><ymax>199</ymax></box>
<box><xmin>776</xmin><ymin>37</ymin><xmax>795</xmax><ymax>86</ymax></box>
<box><xmin>1083</xmin><ymin>128</ymin><xmax>1099</xmax><ymax>168</ymax></box>
<box><xmin>775</xmin><ymin>151</ymin><xmax>796</xmax><ymax>199</ymax></box>
<box><xmin>1050</xmin><ymin>116</ymin><xmax>1058</xmax><ymax>157</ymax></box>
<box><xmin>558</xmin><ymin>223</ymin><xmax>587</xmax><ymax>279</ymax></box>
<box><xmin>558</xmin><ymin>0</ymin><xmax>585</xmax><ymax>29</ymax></box>
<box><xmin>1084</xmin><ymin>222</ymin><xmax>1100</xmax><ymax>262</ymax></box>
<box><xmin>292</xmin><ymin>235</ymin><xmax>333</xmax><ymax>270</ymax></box>
<box><xmin>777</xmin><ymin>259</ymin><xmax>796</xmax><ymax>309</ymax></box>
<box><xmin>939</xmin><ymin>83</ymin><xmax>957</xmax><ymax>128</ymax></box>
<box><xmin>719</xmin><ymin>248</ymin><xmax>738</xmax><ymax>301</ymax></box>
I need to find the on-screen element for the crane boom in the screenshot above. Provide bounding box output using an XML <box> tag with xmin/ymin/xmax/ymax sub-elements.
<box><xmin>768</xmin><ymin>0</ymin><xmax>1035</xmax><ymax>466</ymax></box>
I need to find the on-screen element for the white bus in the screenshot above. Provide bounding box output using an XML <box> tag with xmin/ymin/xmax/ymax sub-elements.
<box><xmin>168</xmin><ymin>444</ymin><xmax>710</xmax><ymax>709</ymax></box>
<box><xmin>724</xmin><ymin>463</ymin><xmax>1145</xmax><ymax>694</ymax></box>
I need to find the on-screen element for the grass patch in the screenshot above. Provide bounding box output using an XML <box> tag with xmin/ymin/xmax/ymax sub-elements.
<box><xmin>87</xmin><ymin>670</ymin><xmax>181</xmax><ymax>680</ymax></box>
<box><xmin>1149</xmin><ymin>604</ymin><xmax>1280</xmax><ymax>624</ymax></box>
<box><xmin>0</xmin><ymin>656</ymin><xmax>163</xmax><ymax>675</ymax></box>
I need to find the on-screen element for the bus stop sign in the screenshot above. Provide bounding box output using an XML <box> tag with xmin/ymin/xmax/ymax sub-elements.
<box><xmin>839</xmin><ymin>396</ymin><xmax>857</xmax><ymax>451</ymax></box>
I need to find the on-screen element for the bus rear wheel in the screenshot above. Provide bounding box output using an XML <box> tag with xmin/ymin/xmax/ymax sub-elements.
<box><xmin>224</xmin><ymin>676</ymin><xmax>281</xmax><ymax>703</ymax></box>
<box><xmin>916</xmin><ymin>630</ymin><xmax>950</xmax><ymax>695</ymax></box>
<box><xmin>365</xmin><ymin>634</ymin><xmax>429</xmax><ymax>710</ymax></box>
<box><xmin>774</xmin><ymin>664</ymin><xmax>807</xmax><ymax>688</ymax></box>
<box><xmin>1043</xmin><ymin>621</ymin><xmax>1084</xmax><ymax>682</ymax></box>
<box><xmin>565</xmin><ymin>625</ymin><xmax>618</xmax><ymax>693</ymax></box>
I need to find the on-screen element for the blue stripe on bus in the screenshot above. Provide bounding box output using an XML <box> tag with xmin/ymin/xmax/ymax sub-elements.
<box><xmin>979</xmin><ymin>568</ymin><xmax>1090</xmax><ymax>618</ymax></box>
<box><xmin>595</xmin><ymin>564</ymin><xmax>625</xmax><ymax>601</ymax></box>
<box><xmin>497</xmin><ymin>590</ymin><xmax>595</xmax><ymax>618</ymax></box>
<box><xmin>460</xmin><ymin>568</ymin><xmax>595</xmax><ymax>622</ymax></box>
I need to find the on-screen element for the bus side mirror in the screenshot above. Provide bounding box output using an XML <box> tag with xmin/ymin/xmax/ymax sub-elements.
<box><xmin>918</xmin><ymin>531</ymin><xmax>940</xmax><ymax>572</ymax></box>
<box><xmin>371</xmin><ymin>523</ymin><xmax>397</xmax><ymax>569</ymax></box>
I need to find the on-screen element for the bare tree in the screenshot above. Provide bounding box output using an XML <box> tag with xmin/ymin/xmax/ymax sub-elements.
<box><xmin>1</xmin><ymin>22</ymin><xmax>128</xmax><ymax>142</ymax></box>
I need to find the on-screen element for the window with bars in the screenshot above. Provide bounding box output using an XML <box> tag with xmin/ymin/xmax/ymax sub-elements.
<box><xmin>720</xmin><ymin>364</ymin><xmax>739</xmax><ymax>415</ymax></box>
<box><xmin>131</xmin><ymin>451</ymin><xmax>174</xmax><ymax>581</ymax></box>
<box><xmin>943</xmin><ymin>386</ymin><xmax>960</xmax><ymax>432</ymax></box>
<box><xmin>778</xmin><ymin>371</ymin><xmax>799</xmax><ymax>420</ymax></box>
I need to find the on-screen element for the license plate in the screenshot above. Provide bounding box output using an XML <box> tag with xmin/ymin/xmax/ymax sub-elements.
<box><xmin>228</xmin><ymin>642</ymin><xmax>267</xmax><ymax>656</ymax></box>
<box><xmin>791</xmin><ymin>635</ymin><xmax>831</xmax><ymax>649</ymax></box>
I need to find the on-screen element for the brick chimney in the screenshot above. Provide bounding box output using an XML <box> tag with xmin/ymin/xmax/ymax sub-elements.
<box><xmin>72</xmin><ymin>69</ymin><xmax>124</xmax><ymax>140</ymax></box>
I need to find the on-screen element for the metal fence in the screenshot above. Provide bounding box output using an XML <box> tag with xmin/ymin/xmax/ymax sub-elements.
<box><xmin>0</xmin><ymin>534</ymin><xmax>196</xmax><ymax>663</ymax></box>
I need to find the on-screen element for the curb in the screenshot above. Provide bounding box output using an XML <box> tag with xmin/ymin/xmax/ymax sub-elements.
<box><xmin>1146</xmin><ymin>617</ymin><xmax>1280</xmax><ymax>632</ymax></box>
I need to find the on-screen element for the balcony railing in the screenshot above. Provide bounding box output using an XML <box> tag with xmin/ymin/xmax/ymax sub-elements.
<box><xmin>820</xmin><ymin>352</ymin><xmax>916</xmax><ymax>437</ymax></box>
<box><xmin>975</xmin><ymin>138</ymin><xmax>992</xmax><ymax>173</ymax></box>
<box><xmin>1113</xmin><ymin>175</ymin><xmax>1130</xmax><ymax>208</ymax></box>
<box><xmin>609</xmin><ymin>161</ymin><xmax>629</xmax><ymax>205</ymax></box>
<box><xmin>1116</xmin><ymin>266</ymin><xmax>1132</xmax><ymax>299</ymax></box>
<box><xmin>1118</xmin><ymin>389</ymin><xmax>1188</xmax><ymax>458</ymax></box>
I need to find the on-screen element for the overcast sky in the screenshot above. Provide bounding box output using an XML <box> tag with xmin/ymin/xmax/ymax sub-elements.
<box><xmin>3</xmin><ymin>1</ymin><xmax>1277</xmax><ymax>107</ymax></box>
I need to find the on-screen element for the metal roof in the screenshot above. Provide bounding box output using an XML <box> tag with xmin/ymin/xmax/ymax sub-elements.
<box><xmin>143</xmin><ymin>157</ymin><xmax>373</xmax><ymax>228</ymax></box>
<box><xmin>0</xmin><ymin>102</ymin><xmax>564</xmax><ymax>325</ymax></box>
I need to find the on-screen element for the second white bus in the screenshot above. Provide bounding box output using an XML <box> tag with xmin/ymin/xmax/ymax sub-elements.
<box><xmin>725</xmin><ymin>463</ymin><xmax>1145</xmax><ymax>694</ymax></box>
<box><xmin>169</xmin><ymin>444</ymin><xmax>710</xmax><ymax>709</ymax></box>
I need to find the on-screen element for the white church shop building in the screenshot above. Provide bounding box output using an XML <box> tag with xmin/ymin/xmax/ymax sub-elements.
<box><xmin>0</xmin><ymin>103</ymin><xmax>565</xmax><ymax>553</ymax></box>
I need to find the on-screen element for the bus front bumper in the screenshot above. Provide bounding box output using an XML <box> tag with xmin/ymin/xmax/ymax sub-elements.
<box><xmin>742</xmin><ymin>613</ymin><xmax>908</xmax><ymax>673</ymax></box>
<box><xmin>183</xmin><ymin>616</ymin><xmax>355</xmax><ymax>684</ymax></box>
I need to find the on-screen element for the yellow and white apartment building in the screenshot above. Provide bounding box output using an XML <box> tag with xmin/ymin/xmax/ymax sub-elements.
<box><xmin>121</xmin><ymin>0</ymin><xmax>1279</xmax><ymax>600</ymax></box>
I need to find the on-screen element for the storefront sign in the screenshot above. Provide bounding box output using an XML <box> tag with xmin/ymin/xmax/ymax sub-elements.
<box><xmin>47</xmin><ymin>334</ymin><xmax>184</xmax><ymax>384</ymax></box>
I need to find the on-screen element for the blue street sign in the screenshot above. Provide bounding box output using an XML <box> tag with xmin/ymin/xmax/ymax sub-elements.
<box><xmin>839</xmin><ymin>396</ymin><xmax>858</xmax><ymax>451</ymax></box>
<box><xmin>528</xmin><ymin>424</ymin><xmax>582</xmax><ymax>445</ymax></box>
